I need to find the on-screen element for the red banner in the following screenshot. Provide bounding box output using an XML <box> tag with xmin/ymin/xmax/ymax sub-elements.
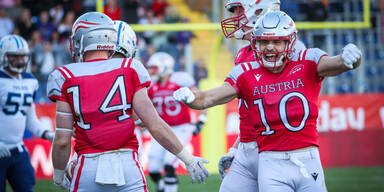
<box><xmin>27</xmin><ymin>93</ymin><xmax>384</xmax><ymax>178</ymax></box>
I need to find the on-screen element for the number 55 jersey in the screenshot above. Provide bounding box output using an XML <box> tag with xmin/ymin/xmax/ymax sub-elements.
<box><xmin>47</xmin><ymin>58</ymin><xmax>151</xmax><ymax>155</ymax></box>
<box><xmin>225</xmin><ymin>48</ymin><xmax>327</xmax><ymax>152</ymax></box>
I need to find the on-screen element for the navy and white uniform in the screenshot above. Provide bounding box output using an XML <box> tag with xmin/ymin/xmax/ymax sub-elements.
<box><xmin>0</xmin><ymin>68</ymin><xmax>49</xmax><ymax>192</ymax></box>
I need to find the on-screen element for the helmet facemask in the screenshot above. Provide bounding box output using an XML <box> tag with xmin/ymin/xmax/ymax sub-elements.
<box><xmin>221</xmin><ymin>2</ymin><xmax>248</xmax><ymax>39</ymax></box>
<box><xmin>251</xmin><ymin>34</ymin><xmax>296</xmax><ymax>69</ymax></box>
<box><xmin>4</xmin><ymin>53</ymin><xmax>30</xmax><ymax>74</ymax></box>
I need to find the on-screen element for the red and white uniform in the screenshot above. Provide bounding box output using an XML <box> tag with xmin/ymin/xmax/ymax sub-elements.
<box><xmin>147</xmin><ymin>72</ymin><xmax>195</xmax><ymax>172</ymax></box>
<box><xmin>226</xmin><ymin>48</ymin><xmax>328</xmax><ymax>192</ymax></box>
<box><xmin>47</xmin><ymin>58</ymin><xmax>151</xmax><ymax>192</ymax></box>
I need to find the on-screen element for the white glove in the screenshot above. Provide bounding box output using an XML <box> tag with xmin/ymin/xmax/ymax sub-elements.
<box><xmin>0</xmin><ymin>143</ymin><xmax>11</xmax><ymax>158</ymax></box>
<box><xmin>218</xmin><ymin>147</ymin><xmax>237</xmax><ymax>179</ymax></box>
<box><xmin>173</xmin><ymin>87</ymin><xmax>196</xmax><ymax>104</ymax></box>
<box><xmin>177</xmin><ymin>149</ymin><xmax>209</xmax><ymax>183</ymax></box>
<box><xmin>342</xmin><ymin>43</ymin><xmax>362</xmax><ymax>69</ymax></box>
<box><xmin>54</xmin><ymin>169</ymin><xmax>70</xmax><ymax>190</ymax></box>
<box><xmin>44</xmin><ymin>131</ymin><xmax>55</xmax><ymax>142</ymax></box>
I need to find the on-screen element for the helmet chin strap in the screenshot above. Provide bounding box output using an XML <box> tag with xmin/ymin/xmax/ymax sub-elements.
<box><xmin>234</xmin><ymin>28</ymin><xmax>253</xmax><ymax>40</ymax></box>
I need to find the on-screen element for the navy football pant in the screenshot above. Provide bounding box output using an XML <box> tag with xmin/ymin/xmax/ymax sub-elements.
<box><xmin>0</xmin><ymin>146</ymin><xmax>35</xmax><ymax>192</ymax></box>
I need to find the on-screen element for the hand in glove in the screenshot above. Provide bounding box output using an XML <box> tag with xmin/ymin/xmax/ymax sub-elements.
<box><xmin>218</xmin><ymin>147</ymin><xmax>237</xmax><ymax>179</ymax></box>
<box><xmin>173</xmin><ymin>87</ymin><xmax>195</xmax><ymax>104</ymax></box>
<box><xmin>342</xmin><ymin>43</ymin><xmax>362</xmax><ymax>69</ymax></box>
<box><xmin>177</xmin><ymin>149</ymin><xmax>209</xmax><ymax>183</ymax></box>
<box><xmin>53</xmin><ymin>169</ymin><xmax>71</xmax><ymax>190</ymax></box>
<box><xmin>0</xmin><ymin>142</ymin><xmax>11</xmax><ymax>159</ymax></box>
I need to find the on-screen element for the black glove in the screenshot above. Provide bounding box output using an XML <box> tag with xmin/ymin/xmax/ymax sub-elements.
<box><xmin>193</xmin><ymin>114</ymin><xmax>206</xmax><ymax>136</ymax></box>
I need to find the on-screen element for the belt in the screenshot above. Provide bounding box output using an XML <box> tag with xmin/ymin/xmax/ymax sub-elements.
<box><xmin>260</xmin><ymin>147</ymin><xmax>319</xmax><ymax>178</ymax></box>
<box><xmin>9</xmin><ymin>145</ymin><xmax>25</xmax><ymax>154</ymax></box>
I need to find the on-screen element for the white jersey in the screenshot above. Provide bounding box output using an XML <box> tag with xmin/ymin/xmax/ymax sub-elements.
<box><xmin>169</xmin><ymin>71</ymin><xmax>195</xmax><ymax>88</ymax></box>
<box><xmin>0</xmin><ymin>68</ymin><xmax>47</xmax><ymax>147</ymax></box>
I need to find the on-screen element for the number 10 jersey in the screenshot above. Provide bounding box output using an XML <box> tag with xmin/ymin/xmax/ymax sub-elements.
<box><xmin>226</xmin><ymin>48</ymin><xmax>327</xmax><ymax>152</ymax></box>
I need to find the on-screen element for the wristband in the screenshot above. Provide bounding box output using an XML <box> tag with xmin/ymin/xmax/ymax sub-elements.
<box><xmin>176</xmin><ymin>148</ymin><xmax>193</xmax><ymax>165</ymax></box>
<box><xmin>54</xmin><ymin>169</ymin><xmax>65</xmax><ymax>184</ymax></box>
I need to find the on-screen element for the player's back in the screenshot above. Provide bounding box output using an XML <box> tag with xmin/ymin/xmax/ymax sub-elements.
<box><xmin>47</xmin><ymin>58</ymin><xmax>151</xmax><ymax>155</ymax></box>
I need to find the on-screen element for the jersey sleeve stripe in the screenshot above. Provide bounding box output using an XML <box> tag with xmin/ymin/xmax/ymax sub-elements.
<box><xmin>62</xmin><ymin>66</ymin><xmax>74</xmax><ymax>78</ymax></box>
<box><xmin>241</xmin><ymin>64</ymin><xmax>247</xmax><ymax>71</ymax></box>
<box><xmin>120</xmin><ymin>58</ymin><xmax>127</xmax><ymax>68</ymax></box>
<box><xmin>247</xmin><ymin>62</ymin><xmax>252</xmax><ymax>70</ymax></box>
<box><xmin>124</xmin><ymin>58</ymin><xmax>133</xmax><ymax>68</ymax></box>
<box><xmin>302</xmin><ymin>49</ymin><xmax>308</xmax><ymax>61</ymax></box>
<box><xmin>57</xmin><ymin>67</ymin><xmax>70</xmax><ymax>80</ymax></box>
<box><xmin>299</xmin><ymin>50</ymin><xmax>304</xmax><ymax>61</ymax></box>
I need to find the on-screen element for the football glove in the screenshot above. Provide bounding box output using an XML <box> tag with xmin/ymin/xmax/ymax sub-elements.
<box><xmin>218</xmin><ymin>147</ymin><xmax>237</xmax><ymax>179</ymax></box>
<box><xmin>193</xmin><ymin>114</ymin><xmax>207</xmax><ymax>136</ymax></box>
<box><xmin>173</xmin><ymin>87</ymin><xmax>195</xmax><ymax>104</ymax></box>
<box><xmin>43</xmin><ymin>131</ymin><xmax>55</xmax><ymax>142</ymax></box>
<box><xmin>342</xmin><ymin>43</ymin><xmax>362</xmax><ymax>69</ymax></box>
<box><xmin>0</xmin><ymin>142</ymin><xmax>11</xmax><ymax>158</ymax></box>
<box><xmin>53</xmin><ymin>169</ymin><xmax>71</xmax><ymax>190</ymax></box>
<box><xmin>177</xmin><ymin>149</ymin><xmax>209</xmax><ymax>183</ymax></box>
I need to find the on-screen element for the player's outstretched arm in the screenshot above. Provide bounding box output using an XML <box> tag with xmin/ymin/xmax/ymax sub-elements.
<box><xmin>51</xmin><ymin>100</ymin><xmax>73</xmax><ymax>189</ymax></box>
<box><xmin>26</xmin><ymin>103</ymin><xmax>55</xmax><ymax>141</ymax></box>
<box><xmin>318</xmin><ymin>43</ymin><xmax>362</xmax><ymax>78</ymax></box>
<box><xmin>173</xmin><ymin>82</ymin><xmax>238</xmax><ymax>110</ymax></box>
<box><xmin>133</xmin><ymin>88</ymin><xmax>209</xmax><ymax>183</ymax></box>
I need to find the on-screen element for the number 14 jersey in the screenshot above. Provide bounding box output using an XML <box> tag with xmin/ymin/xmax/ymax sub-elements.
<box><xmin>226</xmin><ymin>48</ymin><xmax>327</xmax><ymax>152</ymax></box>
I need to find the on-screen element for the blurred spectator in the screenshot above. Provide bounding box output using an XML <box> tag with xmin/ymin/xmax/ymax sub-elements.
<box><xmin>193</xmin><ymin>58</ymin><xmax>207</xmax><ymax>87</ymax></box>
<box><xmin>0</xmin><ymin>7</ymin><xmax>14</xmax><ymax>38</ymax></box>
<box><xmin>6</xmin><ymin>0</ymin><xmax>23</xmax><ymax>20</ymax></box>
<box><xmin>57</xmin><ymin>11</ymin><xmax>75</xmax><ymax>39</ymax></box>
<box><xmin>16</xmin><ymin>8</ymin><xmax>35</xmax><ymax>40</ymax></box>
<box><xmin>304</xmin><ymin>0</ymin><xmax>328</xmax><ymax>21</ymax></box>
<box><xmin>34</xmin><ymin>10</ymin><xmax>56</xmax><ymax>41</ymax></box>
<box><xmin>0</xmin><ymin>0</ymin><xmax>13</xmax><ymax>8</ymax></box>
<box><xmin>139</xmin><ymin>9</ymin><xmax>161</xmax><ymax>42</ymax></box>
<box><xmin>164</xmin><ymin>5</ymin><xmax>181</xmax><ymax>23</ymax></box>
<box><xmin>159</xmin><ymin>35</ymin><xmax>180</xmax><ymax>69</ymax></box>
<box><xmin>82</xmin><ymin>0</ymin><xmax>96</xmax><ymax>12</ymax></box>
<box><xmin>122</xmin><ymin>0</ymin><xmax>139</xmax><ymax>24</ymax></box>
<box><xmin>379</xmin><ymin>0</ymin><xmax>384</xmax><ymax>44</ymax></box>
<box><xmin>174</xmin><ymin>18</ymin><xmax>194</xmax><ymax>45</ymax></box>
<box><xmin>140</xmin><ymin>43</ymin><xmax>156</xmax><ymax>66</ymax></box>
<box><xmin>50</xmin><ymin>31</ymin><xmax>70</xmax><ymax>66</ymax></box>
<box><xmin>104</xmin><ymin>0</ymin><xmax>121</xmax><ymax>20</ymax></box>
<box><xmin>280</xmin><ymin>0</ymin><xmax>300</xmax><ymax>21</ymax></box>
<box><xmin>49</xmin><ymin>4</ymin><xmax>64</xmax><ymax>26</ymax></box>
<box><xmin>151</xmin><ymin>0</ymin><xmax>169</xmax><ymax>17</ymax></box>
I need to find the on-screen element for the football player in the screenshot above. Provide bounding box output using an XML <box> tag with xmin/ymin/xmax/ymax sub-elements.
<box><xmin>174</xmin><ymin>11</ymin><xmax>362</xmax><ymax>192</ymax></box>
<box><xmin>0</xmin><ymin>34</ymin><xmax>54</xmax><ymax>192</ymax></box>
<box><xmin>219</xmin><ymin>1</ymin><xmax>307</xmax><ymax>191</ymax></box>
<box><xmin>48</xmin><ymin>12</ymin><xmax>209</xmax><ymax>192</ymax></box>
<box><xmin>146</xmin><ymin>52</ymin><xmax>206</xmax><ymax>192</ymax></box>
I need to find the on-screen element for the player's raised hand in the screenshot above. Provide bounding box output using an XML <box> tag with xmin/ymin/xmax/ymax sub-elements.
<box><xmin>177</xmin><ymin>149</ymin><xmax>209</xmax><ymax>183</ymax></box>
<box><xmin>218</xmin><ymin>147</ymin><xmax>237</xmax><ymax>179</ymax></box>
<box><xmin>0</xmin><ymin>142</ymin><xmax>11</xmax><ymax>158</ymax></box>
<box><xmin>173</xmin><ymin>87</ymin><xmax>195</xmax><ymax>104</ymax></box>
<box><xmin>342</xmin><ymin>43</ymin><xmax>362</xmax><ymax>69</ymax></box>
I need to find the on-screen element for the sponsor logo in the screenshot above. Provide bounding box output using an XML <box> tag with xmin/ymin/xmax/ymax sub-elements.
<box><xmin>263</xmin><ymin>33</ymin><xmax>275</xmax><ymax>36</ymax></box>
<box><xmin>255</xmin><ymin>74</ymin><xmax>261</xmax><ymax>81</ymax></box>
<box><xmin>289</xmin><ymin>64</ymin><xmax>304</xmax><ymax>75</ymax></box>
<box><xmin>97</xmin><ymin>45</ymin><xmax>114</xmax><ymax>49</ymax></box>
<box><xmin>311</xmin><ymin>172</ymin><xmax>319</xmax><ymax>181</ymax></box>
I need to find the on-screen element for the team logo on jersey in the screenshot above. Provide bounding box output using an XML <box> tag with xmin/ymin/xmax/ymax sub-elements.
<box><xmin>254</xmin><ymin>74</ymin><xmax>261</xmax><ymax>81</ymax></box>
<box><xmin>311</xmin><ymin>172</ymin><xmax>319</xmax><ymax>181</ymax></box>
<box><xmin>289</xmin><ymin>64</ymin><xmax>304</xmax><ymax>75</ymax></box>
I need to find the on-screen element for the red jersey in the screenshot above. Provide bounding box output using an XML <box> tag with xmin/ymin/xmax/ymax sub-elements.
<box><xmin>226</xmin><ymin>48</ymin><xmax>327</xmax><ymax>152</ymax></box>
<box><xmin>148</xmin><ymin>73</ymin><xmax>194</xmax><ymax>126</ymax></box>
<box><xmin>234</xmin><ymin>44</ymin><xmax>258</xmax><ymax>142</ymax></box>
<box><xmin>47</xmin><ymin>58</ymin><xmax>151</xmax><ymax>155</ymax></box>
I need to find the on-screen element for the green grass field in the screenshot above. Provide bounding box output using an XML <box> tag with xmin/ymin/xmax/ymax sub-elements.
<box><xmin>7</xmin><ymin>166</ymin><xmax>384</xmax><ymax>192</ymax></box>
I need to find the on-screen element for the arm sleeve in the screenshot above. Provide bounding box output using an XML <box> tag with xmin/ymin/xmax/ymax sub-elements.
<box><xmin>225</xmin><ymin>64</ymin><xmax>245</xmax><ymax>98</ymax></box>
<box><xmin>170</xmin><ymin>72</ymin><xmax>196</xmax><ymax>87</ymax></box>
<box><xmin>26</xmin><ymin>103</ymin><xmax>49</xmax><ymax>138</ymax></box>
<box><xmin>130</xmin><ymin>59</ymin><xmax>151</xmax><ymax>93</ymax></box>
<box><xmin>47</xmin><ymin>69</ymin><xmax>67</xmax><ymax>102</ymax></box>
<box><xmin>305</xmin><ymin>48</ymin><xmax>328</xmax><ymax>64</ymax></box>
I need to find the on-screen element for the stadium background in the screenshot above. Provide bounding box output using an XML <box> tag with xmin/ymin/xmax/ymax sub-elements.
<box><xmin>5</xmin><ymin>0</ymin><xmax>384</xmax><ymax>191</ymax></box>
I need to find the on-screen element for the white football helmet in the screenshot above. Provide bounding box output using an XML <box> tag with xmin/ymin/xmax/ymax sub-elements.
<box><xmin>221</xmin><ymin>0</ymin><xmax>280</xmax><ymax>39</ymax></box>
<box><xmin>251</xmin><ymin>11</ymin><xmax>297</xmax><ymax>68</ymax></box>
<box><xmin>147</xmin><ymin>52</ymin><xmax>174</xmax><ymax>82</ymax></box>
<box><xmin>113</xmin><ymin>20</ymin><xmax>137</xmax><ymax>58</ymax></box>
<box><xmin>0</xmin><ymin>34</ymin><xmax>30</xmax><ymax>73</ymax></box>
<box><xmin>70</xmin><ymin>12</ymin><xmax>117</xmax><ymax>62</ymax></box>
